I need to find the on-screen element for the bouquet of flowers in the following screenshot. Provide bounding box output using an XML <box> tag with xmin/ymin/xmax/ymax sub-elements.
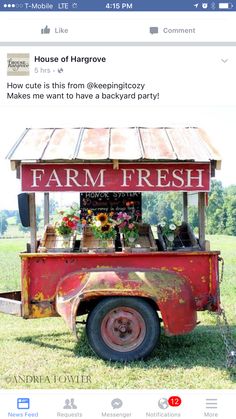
<box><xmin>91</xmin><ymin>212</ymin><xmax>117</xmax><ymax>241</ymax></box>
<box><xmin>158</xmin><ymin>220</ymin><xmax>177</xmax><ymax>247</ymax></box>
<box><xmin>54</xmin><ymin>204</ymin><xmax>80</xmax><ymax>236</ymax></box>
<box><xmin>116</xmin><ymin>211</ymin><xmax>139</xmax><ymax>243</ymax></box>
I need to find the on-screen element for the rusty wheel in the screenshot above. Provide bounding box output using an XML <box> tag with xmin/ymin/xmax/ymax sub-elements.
<box><xmin>101</xmin><ymin>306</ymin><xmax>146</xmax><ymax>352</ymax></box>
<box><xmin>86</xmin><ymin>297</ymin><xmax>160</xmax><ymax>361</ymax></box>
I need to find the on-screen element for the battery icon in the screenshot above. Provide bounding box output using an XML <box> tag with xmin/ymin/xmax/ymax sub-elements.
<box><xmin>218</xmin><ymin>2</ymin><xmax>234</xmax><ymax>8</ymax></box>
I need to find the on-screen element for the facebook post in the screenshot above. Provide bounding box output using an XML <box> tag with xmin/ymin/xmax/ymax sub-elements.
<box><xmin>0</xmin><ymin>2</ymin><xmax>235</xmax><ymax>418</ymax></box>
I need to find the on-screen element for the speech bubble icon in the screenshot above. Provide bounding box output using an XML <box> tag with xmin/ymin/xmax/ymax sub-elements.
<box><xmin>111</xmin><ymin>398</ymin><xmax>123</xmax><ymax>409</ymax></box>
<box><xmin>150</xmin><ymin>26</ymin><xmax>158</xmax><ymax>34</ymax></box>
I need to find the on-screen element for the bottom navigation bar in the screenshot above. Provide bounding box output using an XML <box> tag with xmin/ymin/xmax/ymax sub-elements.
<box><xmin>0</xmin><ymin>390</ymin><xmax>234</xmax><ymax>419</ymax></box>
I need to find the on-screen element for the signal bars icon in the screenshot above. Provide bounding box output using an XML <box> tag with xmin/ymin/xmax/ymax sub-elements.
<box><xmin>3</xmin><ymin>3</ymin><xmax>29</xmax><ymax>8</ymax></box>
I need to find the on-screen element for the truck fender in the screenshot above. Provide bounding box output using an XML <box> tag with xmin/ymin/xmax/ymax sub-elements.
<box><xmin>56</xmin><ymin>268</ymin><xmax>197</xmax><ymax>337</ymax></box>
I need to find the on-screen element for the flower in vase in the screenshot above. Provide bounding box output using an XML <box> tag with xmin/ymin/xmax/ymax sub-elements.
<box><xmin>158</xmin><ymin>220</ymin><xmax>177</xmax><ymax>247</ymax></box>
<box><xmin>117</xmin><ymin>212</ymin><xmax>139</xmax><ymax>243</ymax></box>
<box><xmin>54</xmin><ymin>205</ymin><xmax>81</xmax><ymax>236</ymax></box>
<box><xmin>91</xmin><ymin>212</ymin><xmax>116</xmax><ymax>241</ymax></box>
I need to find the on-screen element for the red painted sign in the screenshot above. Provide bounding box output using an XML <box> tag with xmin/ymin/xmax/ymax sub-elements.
<box><xmin>21</xmin><ymin>163</ymin><xmax>211</xmax><ymax>192</ymax></box>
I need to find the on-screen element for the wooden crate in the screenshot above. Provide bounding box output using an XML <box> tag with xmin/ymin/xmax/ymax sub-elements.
<box><xmin>157</xmin><ymin>222</ymin><xmax>201</xmax><ymax>251</ymax></box>
<box><xmin>40</xmin><ymin>225</ymin><xmax>76</xmax><ymax>253</ymax></box>
<box><xmin>121</xmin><ymin>223</ymin><xmax>157</xmax><ymax>253</ymax></box>
<box><xmin>80</xmin><ymin>225</ymin><xmax>115</xmax><ymax>253</ymax></box>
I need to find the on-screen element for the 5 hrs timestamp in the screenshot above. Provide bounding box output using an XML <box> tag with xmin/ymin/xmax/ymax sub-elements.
<box><xmin>105</xmin><ymin>3</ymin><xmax>133</xmax><ymax>9</ymax></box>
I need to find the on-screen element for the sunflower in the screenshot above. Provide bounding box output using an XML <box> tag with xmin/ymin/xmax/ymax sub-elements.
<box><xmin>96</xmin><ymin>213</ymin><xmax>108</xmax><ymax>225</ymax></box>
<box><xmin>101</xmin><ymin>223</ymin><xmax>111</xmax><ymax>232</ymax></box>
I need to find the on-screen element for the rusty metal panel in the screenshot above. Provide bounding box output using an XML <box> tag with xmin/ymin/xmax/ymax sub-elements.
<box><xmin>8</xmin><ymin>127</ymin><xmax>221</xmax><ymax>166</ymax></box>
<box><xmin>76</xmin><ymin>128</ymin><xmax>110</xmax><ymax>160</ymax></box>
<box><xmin>42</xmin><ymin>128</ymin><xmax>81</xmax><ymax>160</ymax></box>
<box><xmin>197</xmin><ymin>128</ymin><xmax>222</xmax><ymax>167</ymax></box>
<box><xmin>140</xmin><ymin>128</ymin><xmax>177</xmax><ymax>160</ymax></box>
<box><xmin>109</xmin><ymin>128</ymin><xmax>142</xmax><ymax>160</ymax></box>
<box><xmin>166</xmin><ymin>128</ymin><xmax>213</xmax><ymax>161</ymax></box>
<box><xmin>22</xmin><ymin>251</ymin><xmax>220</xmax><ymax>320</ymax></box>
<box><xmin>56</xmin><ymin>268</ymin><xmax>197</xmax><ymax>336</ymax></box>
<box><xmin>9</xmin><ymin>128</ymin><xmax>54</xmax><ymax>160</ymax></box>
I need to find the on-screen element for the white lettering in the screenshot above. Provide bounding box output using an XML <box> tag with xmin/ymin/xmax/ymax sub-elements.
<box><xmin>45</xmin><ymin>169</ymin><xmax>62</xmax><ymax>188</ymax></box>
<box><xmin>31</xmin><ymin>169</ymin><xmax>45</xmax><ymax>187</ymax></box>
<box><xmin>156</xmin><ymin>169</ymin><xmax>170</xmax><ymax>187</ymax></box>
<box><xmin>137</xmin><ymin>169</ymin><xmax>153</xmax><ymax>187</ymax></box>
<box><xmin>121</xmin><ymin>169</ymin><xmax>135</xmax><ymax>187</ymax></box>
<box><xmin>65</xmin><ymin>169</ymin><xmax>81</xmax><ymax>187</ymax></box>
<box><xmin>186</xmin><ymin>169</ymin><xmax>204</xmax><ymax>187</ymax></box>
<box><xmin>172</xmin><ymin>169</ymin><xmax>184</xmax><ymax>187</ymax></box>
<box><xmin>83</xmin><ymin>169</ymin><xmax>105</xmax><ymax>187</ymax></box>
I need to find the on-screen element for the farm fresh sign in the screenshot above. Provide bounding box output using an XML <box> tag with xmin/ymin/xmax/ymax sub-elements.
<box><xmin>21</xmin><ymin>163</ymin><xmax>211</xmax><ymax>192</ymax></box>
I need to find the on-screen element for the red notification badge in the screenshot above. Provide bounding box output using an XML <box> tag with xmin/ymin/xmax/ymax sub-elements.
<box><xmin>168</xmin><ymin>396</ymin><xmax>182</xmax><ymax>407</ymax></box>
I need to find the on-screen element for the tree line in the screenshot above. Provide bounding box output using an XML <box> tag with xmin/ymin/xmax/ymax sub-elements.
<box><xmin>141</xmin><ymin>180</ymin><xmax>236</xmax><ymax>236</ymax></box>
<box><xmin>0</xmin><ymin>180</ymin><xmax>235</xmax><ymax>236</ymax></box>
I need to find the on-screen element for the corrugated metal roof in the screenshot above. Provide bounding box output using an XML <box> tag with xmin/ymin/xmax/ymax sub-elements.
<box><xmin>7</xmin><ymin>127</ymin><xmax>221</xmax><ymax>166</ymax></box>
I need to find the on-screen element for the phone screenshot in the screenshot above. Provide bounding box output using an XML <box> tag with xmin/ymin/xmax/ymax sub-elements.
<box><xmin>0</xmin><ymin>1</ymin><xmax>235</xmax><ymax>417</ymax></box>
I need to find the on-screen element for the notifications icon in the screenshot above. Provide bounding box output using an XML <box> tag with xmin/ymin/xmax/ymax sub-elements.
<box><xmin>111</xmin><ymin>398</ymin><xmax>123</xmax><ymax>409</ymax></box>
<box><xmin>158</xmin><ymin>398</ymin><xmax>169</xmax><ymax>410</ymax></box>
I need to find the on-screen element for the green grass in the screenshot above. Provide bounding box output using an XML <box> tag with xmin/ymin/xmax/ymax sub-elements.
<box><xmin>0</xmin><ymin>238</ymin><xmax>27</xmax><ymax>291</ymax></box>
<box><xmin>0</xmin><ymin>235</ymin><xmax>235</xmax><ymax>389</ymax></box>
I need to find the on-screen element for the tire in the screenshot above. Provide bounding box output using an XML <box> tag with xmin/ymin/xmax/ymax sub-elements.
<box><xmin>86</xmin><ymin>297</ymin><xmax>160</xmax><ymax>361</ymax></box>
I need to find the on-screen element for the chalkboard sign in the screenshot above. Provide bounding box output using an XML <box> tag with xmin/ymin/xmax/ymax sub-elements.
<box><xmin>80</xmin><ymin>192</ymin><xmax>142</xmax><ymax>220</ymax></box>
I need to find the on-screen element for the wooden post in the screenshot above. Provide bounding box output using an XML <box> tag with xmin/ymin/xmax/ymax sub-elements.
<box><xmin>183</xmin><ymin>192</ymin><xmax>188</xmax><ymax>223</ymax></box>
<box><xmin>198</xmin><ymin>192</ymin><xmax>206</xmax><ymax>250</ymax></box>
<box><xmin>29</xmin><ymin>193</ymin><xmax>37</xmax><ymax>253</ymax></box>
<box><xmin>44</xmin><ymin>192</ymin><xmax>50</xmax><ymax>226</ymax></box>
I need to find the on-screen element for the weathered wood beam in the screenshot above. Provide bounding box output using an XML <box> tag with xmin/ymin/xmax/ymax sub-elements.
<box><xmin>113</xmin><ymin>159</ymin><xmax>119</xmax><ymax>169</ymax></box>
<box><xmin>29</xmin><ymin>193</ymin><xmax>37</xmax><ymax>253</ymax></box>
<box><xmin>44</xmin><ymin>192</ymin><xmax>50</xmax><ymax>226</ymax></box>
<box><xmin>198</xmin><ymin>192</ymin><xmax>206</xmax><ymax>250</ymax></box>
<box><xmin>183</xmin><ymin>192</ymin><xmax>188</xmax><ymax>223</ymax></box>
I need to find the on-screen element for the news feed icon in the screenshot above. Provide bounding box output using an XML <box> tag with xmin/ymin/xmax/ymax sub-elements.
<box><xmin>17</xmin><ymin>398</ymin><xmax>30</xmax><ymax>409</ymax></box>
<box><xmin>7</xmin><ymin>53</ymin><xmax>30</xmax><ymax>76</ymax></box>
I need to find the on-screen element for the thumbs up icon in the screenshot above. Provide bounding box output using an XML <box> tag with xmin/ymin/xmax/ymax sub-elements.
<box><xmin>41</xmin><ymin>25</ymin><xmax>50</xmax><ymax>34</ymax></box>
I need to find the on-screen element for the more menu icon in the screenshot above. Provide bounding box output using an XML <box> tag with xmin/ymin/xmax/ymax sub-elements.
<box><xmin>205</xmin><ymin>398</ymin><xmax>218</xmax><ymax>409</ymax></box>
